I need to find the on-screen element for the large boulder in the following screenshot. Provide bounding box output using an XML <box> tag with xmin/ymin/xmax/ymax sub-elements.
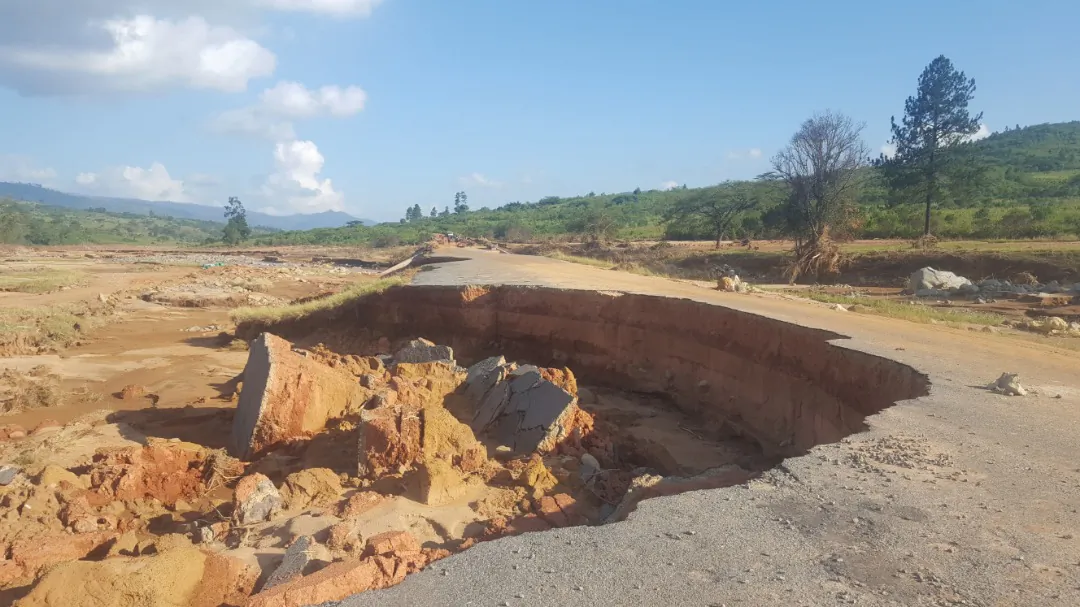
<box><xmin>356</xmin><ymin>360</ymin><xmax>486</xmax><ymax>480</ymax></box>
<box><xmin>911</xmin><ymin>267</ymin><xmax>973</xmax><ymax>293</ymax></box>
<box><xmin>229</xmin><ymin>333</ymin><xmax>366</xmax><ymax>460</ymax></box>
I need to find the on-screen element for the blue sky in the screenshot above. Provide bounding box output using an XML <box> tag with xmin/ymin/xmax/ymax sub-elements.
<box><xmin>1</xmin><ymin>0</ymin><xmax>1078</xmax><ymax>222</ymax></box>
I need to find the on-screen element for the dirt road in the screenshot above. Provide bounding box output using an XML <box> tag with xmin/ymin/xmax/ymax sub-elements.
<box><xmin>331</xmin><ymin>248</ymin><xmax>1080</xmax><ymax>606</ymax></box>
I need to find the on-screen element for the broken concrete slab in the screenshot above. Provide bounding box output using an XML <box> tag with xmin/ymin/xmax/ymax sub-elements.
<box><xmin>264</xmin><ymin>535</ymin><xmax>333</xmax><ymax>590</ymax></box>
<box><xmin>229</xmin><ymin>333</ymin><xmax>366</xmax><ymax>460</ymax></box>
<box><xmin>392</xmin><ymin>338</ymin><xmax>454</xmax><ymax>365</ymax></box>
<box><xmin>467</xmin><ymin>360</ymin><xmax>588</xmax><ymax>454</ymax></box>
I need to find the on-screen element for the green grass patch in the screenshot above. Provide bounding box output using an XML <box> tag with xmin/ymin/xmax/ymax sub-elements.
<box><xmin>790</xmin><ymin>291</ymin><xmax>1007</xmax><ymax>327</ymax></box>
<box><xmin>231</xmin><ymin>276</ymin><xmax>408</xmax><ymax>325</ymax></box>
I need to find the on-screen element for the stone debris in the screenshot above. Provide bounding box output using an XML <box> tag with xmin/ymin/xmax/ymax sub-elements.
<box><xmin>229</xmin><ymin>333</ymin><xmax>366</xmax><ymax>460</ymax></box>
<box><xmin>911</xmin><ymin>267</ymin><xmax>973</xmax><ymax>294</ymax></box>
<box><xmin>0</xmin><ymin>333</ymin><xmax>751</xmax><ymax>605</ymax></box>
<box><xmin>263</xmin><ymin>535</ymin><xmax>333</xmax><ymax>590</ymax></box>
<box><xmin>280</xmin><ymin>468</ymin><xmax>344</xmax><ymax>511</ymax></box>
<box><xmin>0</xmin><ymin>464</ymin><xmax>21</xmax><ymax>486</ymax></box>
<box><xmin>989</xmin><ymin>372</ymin><xmax>1028</xmax><ymax>397</ymax></box>
<box><xmin>393</xmin><ymin>338</ymin><xmax>454</xmax><ymax>365</ymax></box>
<box><xmin>466</xmin><ymin>359</ymin><xmax>594</xmax><ymax>454</ymax></box>
<box><xmin>233</xmin><ymin>473</ymin><xmax>283</xmax><ymax>525</ymax></box>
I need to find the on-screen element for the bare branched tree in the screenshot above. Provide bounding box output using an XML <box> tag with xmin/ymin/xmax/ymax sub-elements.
<box><xmin>772</xmin><ymin>111</ymin><xmax>869</xmax><ymax>282</ymax></box>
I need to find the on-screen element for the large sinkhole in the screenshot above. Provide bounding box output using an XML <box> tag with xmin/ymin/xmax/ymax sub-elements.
<box><xmin>234</xmin><ymin>284</ymin><xmax>930</xmax><ymax>531</ymax></box>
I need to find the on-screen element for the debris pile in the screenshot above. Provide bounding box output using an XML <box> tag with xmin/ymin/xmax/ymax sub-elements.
<box><xmin>0</xmin><ymin>332</ymin><xmax>753</xmax><ymax>607</ymax></box>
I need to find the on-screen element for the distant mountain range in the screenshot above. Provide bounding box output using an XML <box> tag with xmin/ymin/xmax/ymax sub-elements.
<box><xmin>0</xmin><ymin>182</ymin><xmax>374</xmax><ymax>230</ymax></box>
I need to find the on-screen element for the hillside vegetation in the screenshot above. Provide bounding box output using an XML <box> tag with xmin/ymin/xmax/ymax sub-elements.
<box><xmin>0</xmin><ymin>199</ymin><xmax>276</xmax><ymax>246</ymax></box>
<box><xmin>252</xmin><ymin>121</ymin><xmax>1080</xmax><ymax>248</ymax></box>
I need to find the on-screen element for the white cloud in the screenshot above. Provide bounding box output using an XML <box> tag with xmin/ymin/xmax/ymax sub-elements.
<box><xmin>262</xmin><ymin>140</ymin><xmax>344</xmax><ymax>213</ymax></box>
<box><xmin>0</xmin><ymin>155</ymin><xmax>58</xmax><ymax>184</ymax></box>
<box><xmin>880</xmin><ymin>142</ymin><xmax>897</xmax><ymax>158</ymax></box>
<box><xmin>726</xmin><ymin>148</ymin><xmax>764</xmax><ymax>161</ymax></box>
<box><xmin>73</xmin><ymin>162</ymin><xmax>189</xmax><ymax>201</ymax></box>
<box><xmin>967</xmin><ymin>124</ymin><xmax>991</xmax><ymax>142</ymax></box>
<box><xmin>260</xmin><ymin>81</ymin><xmax>367</xmax><ymax>118</ymax></box>
<box><xmin>660</xmin><ymin>180</ymin><xmax>679</xmax><ymax>191</ymax></box>
<box><xmin>255</xmin><ymin>0</ymin><xmax>384</xmax><ymax>17</ymax></box>
<box><xmin>459</xmin><ymin>173</ymin><xmax>501</xmax><ymax>188</ymax></box>
<box><xmin>0</xmin><ymin>16</ymin><xmax>276</xmax><ymax>94</ymax></box>
<box><xmin>211</xmin><ymin>81</ymin><xmax>367</xmax><ymax>140</ymax></box>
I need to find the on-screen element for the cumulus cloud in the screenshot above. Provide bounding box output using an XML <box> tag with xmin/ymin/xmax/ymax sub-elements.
<box><xmin>262</xmin><ymin>140</ymin><xmax>344</xmax><ymax>213</ymax></box>
<box><xmin>459</xmin><ymin>173</ymin><xmax>501</xmax><ymax>188</ymax></box>
<box><xmin>255</xmin><ymin>0</ymin><xmax>385</xmax><ymax>17</ymax></box>
<box><xmin>261</xmin><ymin>81</ymin><xmax>368</xmax><ymax>118</ymax></box>
<box><xmin>0</xmin><ymin>155</ymin><xmax>58</xmax><ymax>184</ymax></box>
<box><xmin>880</xmin><ymin>142</ymin><xmax>897</xmax><ymax>158</ymax></box>
<box><xmin>211</xmin><ymin>81</ymin><xmax>367</xmax><ymax>140</ymax></box>
<box><xmin>0</xmin><ymin>0</ymin><xmax>385</xmax><ymax>95</ymax></box>
<box><xmin>73</xmin><ymin>162</ymin><xmax>189</xmax><ymax>201</ymax></box>
<box><xmin>0</xmin><ymin>16</ymin><xmax>276</xmax><ymax>94</ymax></box>
<box><xmin>660</xmin><ymin>180</ymin><xmax>679</xmax><ymax>191</ymax></box>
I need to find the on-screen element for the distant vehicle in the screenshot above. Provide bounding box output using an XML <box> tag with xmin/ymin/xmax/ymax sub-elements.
<box><xmin>446</xmin><ymin>232</ymin><xmax>457</xmax><ymax>242</ymax></box>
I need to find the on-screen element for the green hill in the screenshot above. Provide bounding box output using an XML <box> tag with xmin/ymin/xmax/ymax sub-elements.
<box><xmin>0</xmin><ymin>199</ymin><xmax>277</xmax><ymax>246</ymax></box>
<box><xmin>251</xmin><ymin>121</ymin><xmax>1080</xmax><ymax>247</ymax></box>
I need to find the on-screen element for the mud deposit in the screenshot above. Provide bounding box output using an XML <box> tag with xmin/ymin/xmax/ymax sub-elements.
<box><xmin>0</xmin><ymin>283</ymin><xmax>928</xmax><ymax>607</ymax></box>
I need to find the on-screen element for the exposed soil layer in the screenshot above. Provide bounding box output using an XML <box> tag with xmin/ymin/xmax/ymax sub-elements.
<box><xmin>238</xmin><ymin>284</ymin><xmax>930</xmax><ymax>457</ymax></box>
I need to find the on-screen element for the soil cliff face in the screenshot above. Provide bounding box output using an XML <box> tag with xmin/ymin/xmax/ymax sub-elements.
<box><xmin>239</xmin><ymin>285</ymin><xmax>929</xmax><ymax>455</ymax></box>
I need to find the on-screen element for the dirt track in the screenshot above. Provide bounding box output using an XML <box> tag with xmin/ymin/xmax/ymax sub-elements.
<box><xmin>328</xmin><ymin>247</ymin><xmax>1080</xmax><ymax>606</ymax></box>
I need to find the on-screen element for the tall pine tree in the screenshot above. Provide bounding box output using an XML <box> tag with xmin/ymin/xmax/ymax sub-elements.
<box><xmin>881</xmin><ymin>56</ymin><xmax>984</xmax><ymax>236</ymax></box>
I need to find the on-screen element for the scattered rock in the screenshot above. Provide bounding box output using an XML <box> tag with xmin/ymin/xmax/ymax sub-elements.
<box><xmin>229</xmin><ymin>333</ymin><xmax>365</xmax><ymax>460</ymax></box>
<box><xmin>366</xmin><ymin>530</ymin><xmax>421</xmax><ymax>557</ymax></box>
<box><xmin>911</xmin><ymin>267</ymin><xmax>973</xmax><ymax>292</ymax></box>
<box><xmin>233</xmin><ymin>473</ymin><xmax>283</xmax><ymax>525</ymax></box>
<box><xmin>35</xmin><ymin>464</ymin><xmax>85</xmax><ymax>489</ymax></box>
<box><xmin>337</xmin><ymin>491</ymin><xmax>386</xmax><ymax>519</ymax></box>
<box><xmin>119</xmin><ymin>384</ymin><xmax>147</xmax><ymax>400</ymax></box>
<box><xmin>416</xmin><ymin>458</ymin><xmax>468</xmax><ymax>506</ymax></box>
<box><xmin>0</xmin><ymin>464</ymin><xmax>22</xmax><ymax>486</ymax></box>
<box><xmin>989</xmin><ymin>372</ymin><xmax>1028</xmax><ymax>397</ymax></box>
<box><xmin>280</xmin><ymin>468</ymin><xmax>343</xmax><ymax>511</ymax></box>
<box><xmin>264</xmin><ymin>535</ymin><xmax>333</xmax><ymax>590</ymax></box>
<box><xmin>393</xmin><ymin>338</ymin><xmax>454</xmax><ymax>365</ymax></box>
<box><xmin>0</xmin><ymin>424</ymin><xmax>26</xmax><ymax>440</ymax></box>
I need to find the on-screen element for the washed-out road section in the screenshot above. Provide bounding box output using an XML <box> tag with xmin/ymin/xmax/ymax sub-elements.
<box><xmin>329</xmin><ymin>247</ymin><xmax>1080</xmax><ymax>607</ymax></box>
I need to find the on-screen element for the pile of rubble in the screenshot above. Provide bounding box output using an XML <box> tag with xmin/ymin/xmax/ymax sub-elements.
<box><xmin>910</xmin><ymin>267</ymin><xmax>1080</xmax><ymax>300</ymax></box>
<box><xmin>0</xmin><ymin>335</ymin><xmax>639</xmax><ymax>606</ymax></box>
<box><xmin>909</xmin><ymin>267</ymin><xmax>1080</xmax><ymax>337</ymax></box>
